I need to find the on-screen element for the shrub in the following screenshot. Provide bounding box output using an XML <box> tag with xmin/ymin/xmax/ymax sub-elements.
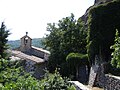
<box><xmin>66</xmin><ymin>53</ymin><xmax>88</xmax><ymax>79</ymax></box>
<box><xmin>0</xmin><ymin>59</ymin><xmax>76</xmax><ymax>90</ymax></box>
<box><xmin>40</xmin><ymin>69</ymin><xmax>76</xmax><ymax>90</ymax></box>
<box><xmin>110</xmin><ymin>29</ymin><xmax>120</xmax><ymax>68</ymax></box>
<box><xmin>0</xmin><ymin>59</ymin><xmax>40</xmax><ymax>90</ymax></box>
<box><xmin>66</xmin><ymin>53</ymin><xmax>88</xmax><ymax>66</ymax></box>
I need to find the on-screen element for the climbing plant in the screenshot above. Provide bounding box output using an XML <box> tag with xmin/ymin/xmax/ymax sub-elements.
<box><xmin>87</xmin><ymin>0</ymin><xmax>120</xmax><ymax>65</ymax></box>
<box><xmin>66</xmin><ymin>53</ymin><xmax>88</xmax><ymax>79</ymax></box>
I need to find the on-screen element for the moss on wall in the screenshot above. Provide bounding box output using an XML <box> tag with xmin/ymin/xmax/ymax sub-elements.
<box><xmin>87</xmin><ymin>0</ymin><xmax>120</xmax><ymax>64</ymax></box>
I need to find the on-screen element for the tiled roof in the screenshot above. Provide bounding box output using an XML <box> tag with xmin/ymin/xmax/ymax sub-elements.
<box><xmin>11</xmin><ymin>50</ymin><xmax>45</xmax><ymax>63</ymax></box>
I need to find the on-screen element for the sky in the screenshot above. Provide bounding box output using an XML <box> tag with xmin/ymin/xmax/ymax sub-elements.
<box><xmin>0</xmin><ymin>0</ymin><xmax>94</xmax><ymax>40</ymax></box>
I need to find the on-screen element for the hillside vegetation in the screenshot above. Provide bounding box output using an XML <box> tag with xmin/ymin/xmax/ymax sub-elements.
<box><xmin>8</xmin><ymin>38</ymin><xmax>45</xmax><ymax>49</ymax></box>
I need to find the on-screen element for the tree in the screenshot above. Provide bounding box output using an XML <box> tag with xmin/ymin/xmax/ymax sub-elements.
<box><xmin>110</xmin><ymin>29</ymin><xmax>120</xmax><ymax>68</ymax></box>
<box><xmin>43</xmin><ymin>14</ymin><xmax>87</xmax><ymax>76</ymax></box>
<box><xmin>0</xmin><ymin>22</ymin><xmax>10</xmax><ymax>59</ymax></box>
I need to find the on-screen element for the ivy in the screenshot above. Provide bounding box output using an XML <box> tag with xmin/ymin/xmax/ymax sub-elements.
<box><xmin>87</xmin><ymin>0</ymin><xmax>120</xmax><ymax>64</ymax></box>
<box><xmin>110</xmin><ymin>29</ymin><xmax>120</xmax><ymax>68</ymax></box>
<box><xmin>66</xmin><ymin>53</ymin><xmax>88</xmax><ymax>79</ymax></box>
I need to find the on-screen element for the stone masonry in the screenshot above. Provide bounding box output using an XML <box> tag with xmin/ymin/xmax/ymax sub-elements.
<box><xmin>11</xmin><ymin>33</ymin><xmax>50</xmax><ymax>79</ymax></box>
<box><xmin>88</xmin><ymin>63</ymin><xmax>120</xmax><ymax>90</ymax></box>
<box><xmin>104</xmin><ymin>74</ymin><xmax>120</xmax><ymax>90</ymax></box>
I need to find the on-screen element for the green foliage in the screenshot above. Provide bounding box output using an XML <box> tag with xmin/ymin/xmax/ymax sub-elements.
<box><xmin>40</xmin><ymin>69</ymin><xmax>76</xmax><ymax>90</ymax></box>
<box><xmin>110</xmin><ymin>29</ymin><xmax>120</xmax><ymax>68</ymax></box>
<box><xmin>43</xmin><ymin>13</ymin><xmax>87</xmax><ymax>76</ymax></box>
<box><xmin>32</xmin><ymin>38</ymin><xmax>45</xmax><ymax>48</ymax></box>
<box><xmin>7</xmin><ymin>40</ymin><xmax>20</xmax><ymax>49</ymax></box>
<box><xmin>0</xmin><ymin>59</ymin><xmax>76</xmax><ymax>90</ymax></box>
<box><xmin>87</xmin><ymin>0</ymin><xmax>120</xmax><ymax>65</ymax></box>
<box><xmin>0</xmin><ymin>59</ymin><xmax>40</xmax><ymax>90</ymax></box>
<box><xmin>66</xmin><ymin>53</ymin><xmax>88</xmax><ymax>66</ymax></box>
<box><xmin>8</xmin><ymin>38</ymin><xmax>44</xmax><ymax>49</ymax></box>
<box><xmin>66</xmin><ymin>53</ymin><xmax>88</xmax><ymax>79</ymax></box>
<box><xmin>0</xmin><ymin>22</ymin><xmax>10</xmax><ymax>59</ymax></box>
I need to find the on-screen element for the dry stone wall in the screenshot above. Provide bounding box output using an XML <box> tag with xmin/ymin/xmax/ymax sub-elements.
<box><xmin>104</xmin><ymin>74</ymin><xmax>120</xmax><ymax>90</ymax></box>
<box><xmin>88</xmin><ymin>64</ymin><xmax>120</xmax><ymax>90</ymax></box>
<box><xmin>24</xmin><ymin>60</ymin><xmax>36</xmax><ymax>72</ymax></box>
<box><xmin>23</xmin><ymin>59</ymin><xmax>46</xmax><ymax>79</ymax></box>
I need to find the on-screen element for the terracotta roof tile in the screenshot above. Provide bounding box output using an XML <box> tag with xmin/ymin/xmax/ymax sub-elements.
<box><xmin>11</xmin><ymin>50</ymin><xmax>45</xmax><ymax>63</ymax></box>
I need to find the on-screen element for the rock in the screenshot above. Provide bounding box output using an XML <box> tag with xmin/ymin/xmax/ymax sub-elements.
<box><xmin>94</xmin><ymin>0</ymin><xmax>114</xmax><ymax>5</ymax></box>
<box><xmin>81</xmin><ymin>0</ymin><xmax>114</xmax><ymax>25</ymax></box>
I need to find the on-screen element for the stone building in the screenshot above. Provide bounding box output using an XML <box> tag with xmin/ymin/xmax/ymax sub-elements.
<box><xmin>19</xmin><ymin>32</ymin><xmax>50</xmax><ymax>60</ymax></box>
<box><xmin>10</xmin><ymin>32</ymin><xmax>50</xmax><ymax>79</ymax></box>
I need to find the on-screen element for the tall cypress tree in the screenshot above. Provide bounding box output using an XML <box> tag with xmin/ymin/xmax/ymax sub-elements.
<box><xmin>0</xmin><ymin>22</ymin><xmax>10</xmax><ymax>59</ymax></box>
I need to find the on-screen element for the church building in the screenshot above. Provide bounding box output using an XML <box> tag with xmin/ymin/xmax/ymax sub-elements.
<box><xmin>10</xmin><ymin>32</ymin><xmax>50</xmax><ymax>78</ymax></box>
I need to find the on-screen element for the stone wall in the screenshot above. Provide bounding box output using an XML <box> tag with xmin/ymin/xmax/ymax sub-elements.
<box><xmin>88</xmin><ymin>64</ymin><xmax>120</xmax><ymax>90</ymax></box>
<box><xmin>24</xmin><ymin>59</ymin><xmax>46</xmax><ymax>79</ymax></box>
<box><xmin>104</xmin><ymin>74</ymin><xmax>120</xmax><ymax>90</ymax></box>
<box><xmin>31</xmin><ymin>48</ymin><xmax>44</xmax><ymax>59</ymax></box>
<box><xmin>20</xmin><ymin>36</ymin><xmax>32</xmax><ymax>52</ymax></box>
<box><xmin>78</xmin><ymin>65</ymin><xmax>88</xmax><ymax>84</ymax></box>
<box><xmin>34</xmin><ymin>63</ymin><xmax>46</xmax><ymax>79</ymax></box>
<box><xmin>25</xmin><ymin>60</ymin><xmax>36</xmax><ymax>72</ymax></box>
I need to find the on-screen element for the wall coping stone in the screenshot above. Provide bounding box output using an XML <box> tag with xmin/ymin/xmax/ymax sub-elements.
<box><xmin>69</xmin><ymin>81</ymin><xmax>89</xmax><ymax>90</ymax></box>
<box><xmin>105</xmin><ymin>74</ymin><xmax>120</xmax><ymax>80</ymax></box>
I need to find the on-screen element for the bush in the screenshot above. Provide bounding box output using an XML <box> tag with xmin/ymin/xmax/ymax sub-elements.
<box><xmin>0</xmin><ymin>59</ymin><xmax>76</xmax><ymax>90</ymax></box>
<box><xmin>110</xmin><ymin>29</ymin><xmax>120</xmax><ymax>68</ymax></box>
<box><xmin>40</xmin><ymin>69</ymin><xmax>76</xmax><ymax>90</ymax></box>
<box><xmin>66</xmin><ymin>53</ymin><xmax>88</xmax><ymax>79</ymax></box>
<box><xmin>66</xmin><ymin>53</ymin><xmax>88</xmax><ymax>66</ymax></box>
<box><xmin>0</xmin><ymin>59</ymin><xmax>40</xmax><ymax>90</ymax></box>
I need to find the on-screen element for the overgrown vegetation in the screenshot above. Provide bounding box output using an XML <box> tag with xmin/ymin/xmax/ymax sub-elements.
<box><xmin>43</xmin><ymin>13</ymin><xmax>88</xmax><ymax>77</ymax></box>
<box><xmin>0</xmin><ymin>21</ymin><xmax>75</xmax><ymax>89</ymax></box>
<box><xmin>0</xmin><ymin>59</ymin><xmax>75</xmax><ymax>90</ymax></box>
<box><xmin>1</xmin><ymin>0</ymin><xmax>120</xmax><ymax>88</ymax></box>
<box><xmin>66</xmin><ymin>53</ymin><xmax>88</xmax><ymax>79</ymax></box>
<box><xmin>40</xmin><ymin>69</ymin><xmax>75</xmax><ymax>90</ymax></box>
<box><xmin>87</xmin><ymin>0</ymin><xmax>120</xmax><ymax>65</ymax></box>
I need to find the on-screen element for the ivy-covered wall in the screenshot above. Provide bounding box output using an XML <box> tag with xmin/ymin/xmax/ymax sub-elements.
<box><xmin>87</xmin><ymin>0</ymin><xmax>120</xmax><ymax>65</ymax></box>
<box><xmin>94</xmin><ymin>0</ymin><xmax>114</xmax><ymax>5</ymax></box>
